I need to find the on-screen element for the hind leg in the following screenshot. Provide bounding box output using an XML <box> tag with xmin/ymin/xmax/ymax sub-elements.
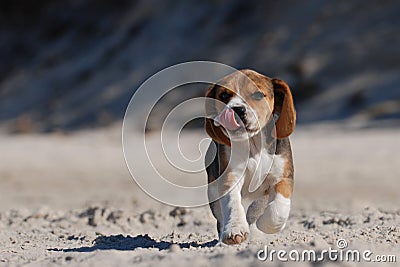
<box><xmin>256</xmin><ymin>178</ymin><xmax>293</xmax><ymax>234</ymax></box>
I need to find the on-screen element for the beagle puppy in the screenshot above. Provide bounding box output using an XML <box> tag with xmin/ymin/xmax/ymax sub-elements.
<box><xmin>204</xmin><ymin>69</ymin><xmax>296</xmax><ymax>245</ymax></box>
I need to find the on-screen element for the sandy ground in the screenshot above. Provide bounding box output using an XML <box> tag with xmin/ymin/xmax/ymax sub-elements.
<box><xmin>0</xmin><ymin>123</ymin><xmax>399</xmax><ymax>266</ymax></box>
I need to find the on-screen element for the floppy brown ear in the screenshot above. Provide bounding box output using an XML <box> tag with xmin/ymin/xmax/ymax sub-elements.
<box><xmin>272</xmin><ymin>78</ymin><xmax>296</xmax><ymax>138</ymax></box>
<box><xmin>205</xmin><ymin>84</ymin><xmax>231</xmax><ymax>146</ymax></box>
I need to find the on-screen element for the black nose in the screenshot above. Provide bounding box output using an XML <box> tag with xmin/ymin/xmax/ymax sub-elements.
<box><xmin>232</xmin><ymin>106</ymin><xmax>246</xmax><ymax>120</ymax></box>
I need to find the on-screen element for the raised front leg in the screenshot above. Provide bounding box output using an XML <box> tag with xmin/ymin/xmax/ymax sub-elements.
<box><xmin>219</xmin><ymin>174</ymin><xmax>249</xmax><ymax>244</ymax></box>
<box><xmin>256</xmin><ymin>178</ymin><xmax>293</xmax><ymax>234</ymax></box>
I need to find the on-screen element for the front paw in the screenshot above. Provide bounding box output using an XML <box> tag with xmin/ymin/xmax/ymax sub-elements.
<box><xmin>221</xmin><ymin>222</ymin><xmax>249</xmax><ymax>245</ymax></box>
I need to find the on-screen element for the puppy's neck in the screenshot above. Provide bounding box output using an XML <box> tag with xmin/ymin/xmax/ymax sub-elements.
<box><xmin>230</xmin><ymin>131</ymin><xmax>274</xmax><ymax>157</ymax></box>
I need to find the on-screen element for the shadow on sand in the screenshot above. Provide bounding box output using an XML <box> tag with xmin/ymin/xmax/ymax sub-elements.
<box><xmin>48</xmin><ymin>234</ymin><xmax>218</xmax><ymax>252</ymax></box>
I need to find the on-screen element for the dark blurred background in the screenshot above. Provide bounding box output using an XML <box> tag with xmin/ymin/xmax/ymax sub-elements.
<box><xmin>0</xmin><ymin>0</ymin><xmax>399</xmax><ymax>133</ymax></box>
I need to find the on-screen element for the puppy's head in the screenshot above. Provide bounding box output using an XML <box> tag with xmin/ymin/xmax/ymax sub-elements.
<box><xmin>205</xmin><ymin>69</ymin><xmax>296</xmax><ymax>146</ymax></box>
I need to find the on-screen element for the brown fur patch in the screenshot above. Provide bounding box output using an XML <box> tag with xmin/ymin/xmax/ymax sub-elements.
<box><xmin>274</xmin><ymin>178</ymin><xmax>293</xmax><ymax>198</ymax></box>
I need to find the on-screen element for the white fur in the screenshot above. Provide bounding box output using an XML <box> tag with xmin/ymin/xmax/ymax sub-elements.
<box><xmin>247</xmin><ymin>151</ymin><xmax>285</xmax><ymax>193</ymax></box>
<box><xmin>227</xmin><ymin>96</ymin><xmax>245</xmax><ymax>107</ymax></box>
<box><xmin>219</xmin><ymin>181</ymin><xmax>250</xmax><ymax>242</ymax></box>
<box><xmin>256</xmin><ymin>192</ymin><xmax>291</xmax><ymax>234</ymax></box>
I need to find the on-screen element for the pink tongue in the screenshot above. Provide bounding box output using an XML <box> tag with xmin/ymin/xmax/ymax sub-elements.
<box><xmin>219</xmin><ymin>108</ymin><xmax>240</xmax><ymax>131</ymax></box>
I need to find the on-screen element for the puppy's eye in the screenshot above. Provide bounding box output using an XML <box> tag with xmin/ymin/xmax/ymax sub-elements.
<box><xmin>219</xmin><ymin>92</ymin><xmax>232</xmax><ymax>101</ymax></box>
<box><xmin>251</xmin><ymin>91</ymin><xmax>265</xmax><ymax>100</ymax></box>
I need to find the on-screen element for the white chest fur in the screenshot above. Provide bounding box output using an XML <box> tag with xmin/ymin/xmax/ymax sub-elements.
<box><xmin>224</xmin><ymin>143</ymin><xmax>286</xmax><ymax>198</ymax></box>
<box><xmin>247</xmin><ymin>150</ymin><xmax>285</xmax><ymax>192</ymax></box>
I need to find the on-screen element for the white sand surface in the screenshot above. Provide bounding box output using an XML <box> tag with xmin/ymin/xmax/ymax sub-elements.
<box><xmin>0</xmin><ymin>124</ymin><xmax>399</xmax><ymax>266</ymax></box>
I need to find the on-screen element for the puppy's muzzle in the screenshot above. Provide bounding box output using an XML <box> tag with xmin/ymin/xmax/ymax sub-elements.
<box><xmin>232</xmin><ymin>106</ymin><xmax>246</xmax><ymax>122</ymax></box>
<box><xmin>213</xmin><ymin>105</ymin><xmax>247</xmax><ymax>130</ymax></box>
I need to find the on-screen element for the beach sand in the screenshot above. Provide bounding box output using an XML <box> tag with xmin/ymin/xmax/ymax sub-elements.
<box><xmin>0</xmin><ymin>124</ymin><xmax>399</xmax><ymax>266</ymax></box>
